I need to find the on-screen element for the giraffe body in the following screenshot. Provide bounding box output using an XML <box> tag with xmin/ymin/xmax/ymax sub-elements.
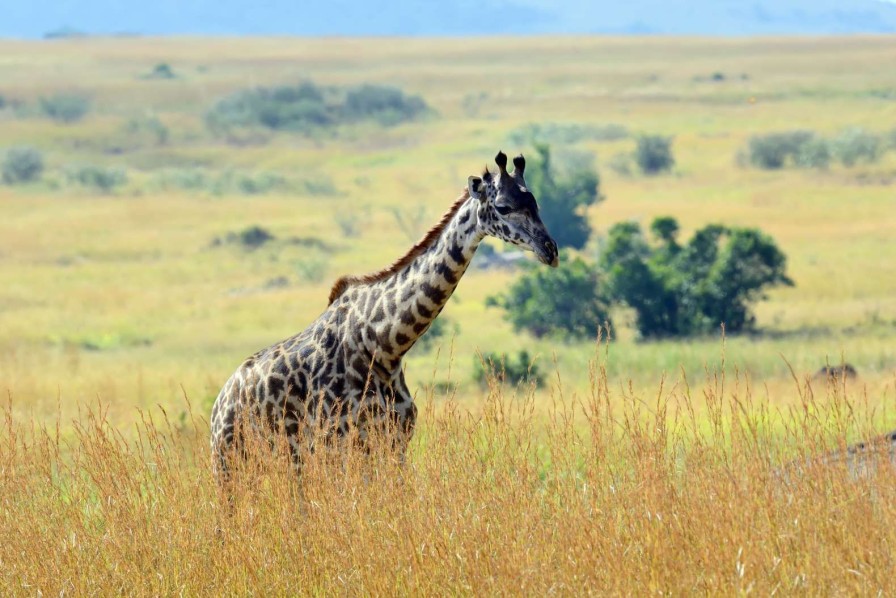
<box><xmin>210</xmin><ymin>152</ymin><xmax>558</xmax><ymax>479</ymax></box>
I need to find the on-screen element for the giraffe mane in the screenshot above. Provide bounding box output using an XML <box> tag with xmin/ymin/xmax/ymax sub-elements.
<box><xmin>327</xmin><ymin>188</ymin><xmax>472</xmax><ymax>305</ymax></box>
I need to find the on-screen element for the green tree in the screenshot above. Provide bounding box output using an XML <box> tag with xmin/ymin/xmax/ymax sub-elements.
<box><xmin>487</xmin><ymin>253</ymin><xmax>612</xmax><ymax>340</ymax></box>
<box><xmin>39</xmin><ymin>93</ymin><xmax>90</xmax><ymax>123</ymax></box>
<box><xmin>525</xmin><ymin>144</ymin><xmax>602</xmax><ymax>250</ymax></box>
<box><xmin>2</xmin><ymin>146</ymin><xmax>44</xmax><ymax>184</ymax></box>
<box><xmin>601</xmin><ymin>217</ymin><xmax>792</xmax><ymax>338</ymax></box>
<box><xmin>635</xmin><ymin>135</ymin><xmax>675</xmax><ymax>174</ymax></box>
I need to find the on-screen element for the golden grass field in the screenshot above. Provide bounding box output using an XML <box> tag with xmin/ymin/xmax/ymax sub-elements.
<box><xmin>1</xmin><ymin>35</ymin><xmax>896</xmax><ymax>593</ymax></box>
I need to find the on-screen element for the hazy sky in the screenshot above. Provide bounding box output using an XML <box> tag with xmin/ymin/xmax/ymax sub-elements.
<box><xmin>3</xmin><ymin>0</ymin><xmax>896</xmax><ymax>38</ymax></box>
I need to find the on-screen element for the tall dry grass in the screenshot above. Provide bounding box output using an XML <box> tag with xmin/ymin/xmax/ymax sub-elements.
<box><xmin>2</xmin><ymin>358</ymin><xmax>895</xmax><ymax>595</ymax></box>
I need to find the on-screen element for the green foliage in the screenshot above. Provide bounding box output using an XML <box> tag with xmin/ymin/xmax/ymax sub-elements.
<box><xmin>206</xmin><ymin>81</ymin><xmax>332</xmax><ymax>135</ymax></box>
<box><xmin>488</xmin><ymin>253</ymin><xmax>612</xmax><ymax>340</ymax></box>
<box><xmin>237</xmin><ymin>225</ymin><xmax>275</xmax><ymax>249</ymax></box>
<box><xmin>472</xmin><ymin>350</ymin><xmax>544</xmax><ymax>387</ymax></box>
<box><xmin>794</xmin><ymin>137</ymin><xmax>831</xmax><ymax>169</ymax></box>
<box><xmin>508</xmin><ymin>122</ymin><xmax>629</xmax><ymax>146</ymax></box>
<box><xmin>39</xmin><ymin>92</ymin><xmax>90</xmax><ymax>123</ymax></box>
<box><xmin>746</xmin><ymin>128</ymin><xmax>885</xmax><ymax>170</ymax></box>
<box><xmin>144</xmin><ymin>63</ymin><xmax>176</xmax><ymax>80</ymax></box>
<box><xmin>746</xmin><ymin>131</ymin><xmax>814</xmax><ymax>169</ymax></box>
<box><xmin>525</xmin><ymin>144</ymin><xmax>602</xmax><ymax>250</ymax></box>
<box><xmin>635</xmin><ymin>135</ymin><xmax>675</xmax><ymax>175</ymax></box>
<box><xmin>342</xmin><ymin>84</ymin><xmax>428</xmax><ymax>126</ymax></box>
<box><xmin>830</xmin><ymin>127</ymin><xmax>881</xmax><ymax>167</ymax></box>
<box><xmin>65</xmin><ymin>165</ymin><xmax>128</xmax><ymax>193</ymax></box>
<box><xmin>600</xmin><ymin>217</ymin><xmax>793</xmax><ymax>338</ymax></box>
<box><xmin>2</xmin><ymin>146</ymin><xmax>44</xmax><ymax>184</ymax></box>
<box><xmin>206</xmin><ymin>81</ymin><xmax>429</xmax><ymax>136</ymax></box>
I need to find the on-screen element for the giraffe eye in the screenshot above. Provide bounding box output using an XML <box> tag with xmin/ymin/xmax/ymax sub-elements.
<box><xmin>495</xmin><ymin>205</ymin><xmax>513</xmax><ymax>216</ymax></box>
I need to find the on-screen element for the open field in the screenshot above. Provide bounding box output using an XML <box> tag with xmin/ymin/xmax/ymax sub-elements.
<box><xmin>1</xmin><ymin>35</ymin><xmax>896</xmax><ymax>593</ymax></box>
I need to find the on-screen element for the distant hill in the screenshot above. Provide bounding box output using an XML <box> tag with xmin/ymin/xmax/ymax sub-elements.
<box><xmin>4</xmin><ymin>0</ymin><xmax>896</xmax><ymax>38</ymax></box>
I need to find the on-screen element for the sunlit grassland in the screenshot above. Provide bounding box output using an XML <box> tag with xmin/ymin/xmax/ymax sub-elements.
<box><xmin>2</xmin><ymin>33</ymin><xmax>896</xmax><ymax>594</ymax></box>
<box><xmin>0</xmin><ymin>35</ymin><xmax>895</xmax><ymax>426</ymax></box>
<box><xmin>4</xmin><ymin>363</ymin><xmax>896</xmax><ymax>594</ymax></box>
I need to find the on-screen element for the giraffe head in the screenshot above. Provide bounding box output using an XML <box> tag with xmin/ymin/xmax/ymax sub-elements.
<box><xmin>468</xmin><ymin>151</ymin><xmax>559</xmax><ymax>267</ymax></box>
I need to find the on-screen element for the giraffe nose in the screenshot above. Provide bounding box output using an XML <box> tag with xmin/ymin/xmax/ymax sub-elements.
<box><xmin>543</xmin><ymin>239</ymin><xmax>559</xmax><ymax>267</ymax></box>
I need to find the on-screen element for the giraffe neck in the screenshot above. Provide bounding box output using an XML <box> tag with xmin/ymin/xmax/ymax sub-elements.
<box><xmin>350</xmin><ymin>197</ymin><xmax>483</xmax><ymax>372</ymax></box>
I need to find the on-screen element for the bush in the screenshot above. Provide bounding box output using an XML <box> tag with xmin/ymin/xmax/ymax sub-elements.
<box><xmin>831</xmin><ymin>128</ymin><xmax>881</xmax><ymax>167</ymax></box>
<box><xmin>39</xmin><ymin>93</ymin><xmax>90</xmax><ymax>123</ymax></box>
<box><xmin>472</xmin><ymin>350</ymin><xmax>544</xmax><ymax>387</ymax></box>
<box><xmin>487</xmin><ymin>253</ymin><xmax>612</xmax><ymax>340</ymax></box>
<box><xmin>746</xmin><ymin>131</ymin><xmax>814</xmax><ymax>170</ymax></box>
<box><xmin>342</xmin><ymin>84</ymin><xmax>428</xmax><ymax>126</ymax></box>
<box><xmin>746</xmin><ymin>129</ymin><xmax>885</xmax><ymax>170</ymax></box>
<box><xmin>144</xmin><ymin>63</ymin><xmax>176</xmax><ymax>80</ymax></box>
<box><xmin>635</xmin><ymin>135</ymin><xmax>675</xmax><ymax>175</ymax></box>
<box><xmin>238</xmin><ymin>226</ymin><xmax>274</xmax><ymax>248</ymax></box>
<box><xmin>600</xmin><ymin>217</ymin><xmax>793</xmax><ymax>338</ymax></box>
<box><xmin>206</xmin><ymin>82</ymin><xmax>332</xmax><ymax>135</ymax></box>
<box><xmin>65</xmin><ymin>165</ymin><xmax>127</xmax><ymax>193</ymax></box>
<box><xmin>2</xmin><ymin>146</ymin><xmax>44</xmax><ymax>184</ymax></box>
<box><xmin>207</xmin><ymin>81</ymin><xmax>430</xmax><ymax>136</ymax></box>
<box><xmin>794</xmin><ymin>138</ymin><xmax>831</xmax><ymax>169</ymax></box>
<box><xmin>525</xmin><ymin>144</ymin><xmax>603</xmax><ymax>250</ymax></box>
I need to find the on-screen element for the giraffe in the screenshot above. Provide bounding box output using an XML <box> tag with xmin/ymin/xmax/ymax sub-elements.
<box><xmin>209</xmin><ymin>151</ymin><xmax>559</xmax><ymax>481</ymax></box>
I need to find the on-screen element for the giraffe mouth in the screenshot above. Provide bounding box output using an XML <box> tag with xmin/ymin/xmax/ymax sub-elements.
<box><xmin>535</xmin><ymin>238</ymin><xmax>559</xmax><ymax>267</ymax></box>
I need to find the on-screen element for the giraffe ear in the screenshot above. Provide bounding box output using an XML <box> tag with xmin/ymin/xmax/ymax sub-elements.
<box><xmin>468</xmin><ymin>176</ymin><xmax>485</xmax><ymax>200</ymax></box>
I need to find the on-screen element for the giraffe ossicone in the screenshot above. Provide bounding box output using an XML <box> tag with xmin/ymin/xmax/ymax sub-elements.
<box><xmin>210</xmin><ymin>151</ymin><xmax>559</xmax><ymax>480</ymax></box>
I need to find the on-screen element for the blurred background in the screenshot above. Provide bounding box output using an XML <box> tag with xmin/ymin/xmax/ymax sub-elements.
<box><xmin>1</xmin><ymin>1</ymin><xmax>895</xmax><ymax>425</ymax></box>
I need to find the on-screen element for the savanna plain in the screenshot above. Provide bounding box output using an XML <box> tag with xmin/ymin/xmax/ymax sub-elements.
<box><xmin>1</xmin><ymin>35</ymin><xmax>896</xmax><ymax>594</ymax></box>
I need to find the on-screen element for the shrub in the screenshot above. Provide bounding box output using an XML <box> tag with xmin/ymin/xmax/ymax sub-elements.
<box><xmin>206</xmin><ymin>82</ymin><xmax>332</xmax><ymax>135</ymax></box>
<box><xmin>472</xmin><ymin>350</ymin><xmax>544</xmax><ymax>387</ymax></box>
<box><xmin>342</xmin><ymin>84</ymin><xmax>428</xmax><ymax>126</ymax></box>
<box><xmin>635</xmin><ymin>135</ymin><xmax>675</xmax><ymax>175</ymax></box>
<box><xmin>207</xmin><ymin>81</ymin><xmax>430</xmax><ymax>136</ymax></box>
<box><xmin>238</xmin><ymin>226</ymin><xmax>274</xmax><ymax>249</ymax></box>
<box><xmin>747</xmin><ymin>129</ymin><xmax>885</xmax><ymax>170</ymax></box>
<box><xmin>2</xmin><ymin>146</ymin><xmax>44</xmax><ymax>184</ymax></box>
<box><xmin>794</xmin><ymin>138</ymin><xmax>831</xmax><ymax>169</ymax></box>
<box><xmin>746</xmin><ymin>131</ymin><xmax>815</xmax><ymax>170</ymax></box>
<box><xmin>65</xmin><ymin>165</ymin><xmax>127</xmax><ymax>193</ymax></box>
<box><xmin>831</xmin><ymin>128</ymin><xmax>881</xmax><ymax>167</ymax></box>
<box><xmin>145</xmin><ymin>63</ymin><xmax>176</xmax><ymax>79</ymax></box>
<box><xmin>600</xmin><ymin>217</ymin><xmax>793</xmax><ymax>338</ymax></box>
<box><xmin>487</xmin><ymin>253</ymin><xmax>612</xmax><ymax>340</ymax></box>
<box><xmin>39</xmin><ymin>92</ymin><xmax>90</xmax><ymax>123</ymax></box>
<box><xmin>525</xmin><ymin>144</ymin><xmax>603</xmax><ymax>250</ymax></box>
